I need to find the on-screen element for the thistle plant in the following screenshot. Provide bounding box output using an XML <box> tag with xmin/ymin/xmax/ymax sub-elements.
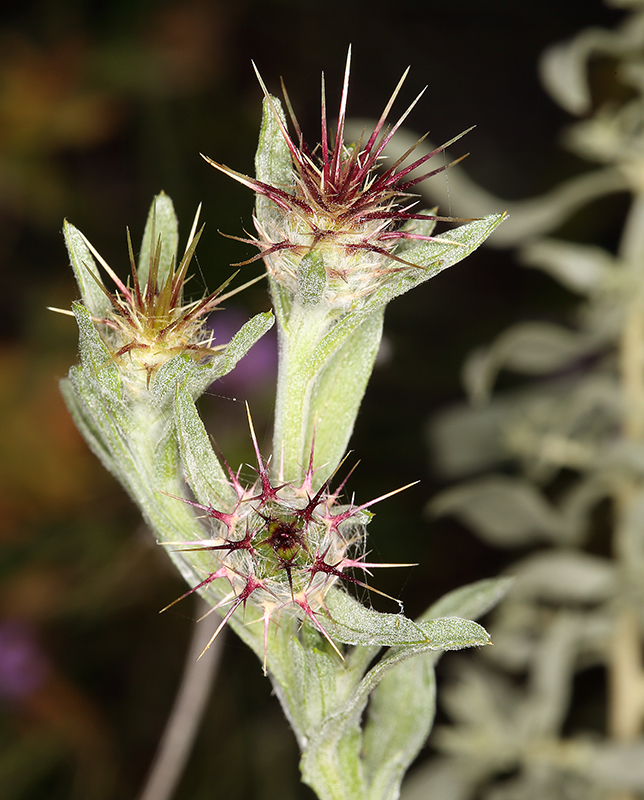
<box><xmin>60</xmin><ymin>51</ymin><xmax>506</xmax><ymax>800</ymax></box>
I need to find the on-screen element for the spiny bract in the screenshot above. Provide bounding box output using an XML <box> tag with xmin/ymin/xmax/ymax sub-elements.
<box><xmin>203</xmin><ymin>47</ymin><xmax>471</xmax><ymax>312</ymax></box>
<box><xmin>163</xmin><ymin>410</ymin><xmax>412</xmax><ymax>665</ymax></box>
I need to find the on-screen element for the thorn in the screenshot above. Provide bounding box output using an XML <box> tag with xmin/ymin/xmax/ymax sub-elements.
<box><xmin>47</xmin><ymin>306</ymin><xmax>76</xmax><ymax>317</ymax></box>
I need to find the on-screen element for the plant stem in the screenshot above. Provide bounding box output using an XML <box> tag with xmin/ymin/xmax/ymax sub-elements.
<box><xmin>273</xmin><ymin>302</ymin><xmax>334</xmax><ymax>483</ymax></box>
<box><xmin>137</xmin><ymin>602</ymin><xmax>224</xmax><ymax>800</ymax></box>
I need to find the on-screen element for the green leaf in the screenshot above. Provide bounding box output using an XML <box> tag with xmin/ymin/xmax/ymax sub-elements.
<box><xmin>152</xmin><ymin>311</ymin><xmax>274</xmax><ymax>405</ymax></box>
<box><xmin>211</xmin><ymin>311</ymin><xmax>275</xmax><ymax>381</ymax></box>
<box><xmin>60</xmin><ymin>374</ymin><xmax>118</xmax><ymax>478</ymax></box>
<box><xmin>298</xmin><ymin>252</ymin><xmax>327</xmax><ymax>306</ymax></box>
<box><xmin>300</xmin><ymin>728</ymin><xmax>366</xmax><ymax>800</ymax></box>
<box><xmin>255</xmin><ymin>94</ymin><xmax>293</xmax><ymax>191</ymax></box>
<box><xmin>255</xmin><ymin>94</ymin><xmax>293</xmax><ymax>231</ymax></box>
<box><xmin>512</xmin><ymin>551</ymin><xmax>615</xmax><ymax>605</ymax></box>
<box><xmin>538</xmin><ymin>15</ymin><xmax>644</xmax><ymax>118</ymax></box>
<box><xmin>322</xmin><ymin>590</ymin><xmax>432</xmax><ymax>647</ymax></box>
<box><xmin>306</xmin><ymin>308</ymin><xmax>384</xmax><ymax>481</ymax></box>
<box><xmin>286</xmin><ymin>634</ymin><xmax>340</xmax><ymax>737</ymax></box>
<box><xmin>138</xmin><ymin>192</ymin><xmax>179</xmax><ymax>292</ymax></box>
<box><xmin>152</xmin><ymin>354</ymin><xmax>216</xmax><ymax>408</ymax></box>
<box><xmin>329</xmin><ymin>214</ymin><xmax>506</xmax><ymax>322</ymax></box>
<box><xmin>362</xmin><ymin>651</ymin><xmax>436</xmax><ymax>800</ymax></box>
<box><xmin>64</xmin><ymin>365</ymin><xmax>140</xmax><ymax>499</ymax></box>
<box><xmin>521</xmin><ymin>238</ymin><xmax>616</xmax><ymax>294</ymax></box>
<box><xmin>430</xmin><ymin>475</ymin><xmax>574</xmax><ymax>546</ymax></box>
<box><xmin>322</xmin><ymin>590</ymin><xmax>490</xmax><ymax>650</ymax></box>
<box><xmin>73</xmin><ymin>303</ymin><xmax>121</xmax><ymax>400</ymax></box>
<box><xmin>293</xmin><ymin>588</ymin><xmax>489</xmax><ymax>800</ymax></box>
<box><xmin>300</xmin><ymin>595</ymin><xmax>488</xmax><ymax>800</ymax></box>
<box><xmin>428</xmin><ymin>395</ymin><xmax>514</xmax><ymax>478</ymax></box>
<box><xmin>175</xmin><ymin>384</ymin><xmax>237</xmax><ymax>508</ymax></box>
<box><xmin>402</xmin><ymin>213</ymin><xmax>507</xmax><ymax>272</ymax></box>
<box><xmin>462</xmin><ymin>321</ymin><xmax>597</xmax><ymax>403</ymax></box>
<box><xmin>63</xmin><ymin>220</ymin><xmax>111</xmax><ymax>319</ymax></box>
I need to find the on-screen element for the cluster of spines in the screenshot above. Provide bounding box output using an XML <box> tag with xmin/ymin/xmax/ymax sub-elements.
<box><xmin>162</xmin><ymin>410</ymin><xmax>415</xmax><ymax>666</ymax></box>
<box><xmin>203</xmin><ymin>47</ymin><xmax>472</xmax><ymax>278</ymax></box>
<box><xmin>69</xmin><ymin>206</ymin><xmax>260</xmax><ymax>384</ymax></box>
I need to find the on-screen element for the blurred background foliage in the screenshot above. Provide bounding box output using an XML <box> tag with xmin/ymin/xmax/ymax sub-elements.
<box><xmin>0</xmin><ymin>0</ymin><xmax>627</xmax><ymax>798</ymax></box>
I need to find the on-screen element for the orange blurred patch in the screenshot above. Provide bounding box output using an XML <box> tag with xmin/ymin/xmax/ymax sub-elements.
<box><xmin>0</xmin><ymin>344</ymin><xmax>101</xmax><ymax>539</ymax></box>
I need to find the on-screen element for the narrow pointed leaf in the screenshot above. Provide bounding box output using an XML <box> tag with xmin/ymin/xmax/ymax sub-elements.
<box><xmin>306</xmin><ymin>308</ymin><xmax>384</xmax><ymax>481</ymax></box>
<box><xmin>73</xmin><ymin>303</ymin><xmax>121</xmax><ymax>399</ymax></box>
<box><xmin>175</xmin><ymin>384</ymin><xmax>237</xmax><ymax>508</ymax></box>
<box><xmin>151</xmin><ymin>311</ymin><xmax>274</xmax><ymax>404</ymax></box>
<box><xmin>322</xmin><ymin>589</ymin><xmax>490</xmax><ymax>649</ymax></box>
<box><xmin>363</xmin><ymin>653</ymin><xmax>436</xmax><ymax>800</ymax></box>
<box><xmin>370</xmin><ymin>213</ymin><xmax>507</xmax><ymax>310</ymax></box>
<box><xmin>431</xmin><ymin>476</ymin><xmax>577</xmax><ymax>546</ymax></box>
<box><xmin>211</xmin><ymin>310</ymin><xmax>275</xmax><ymax>380</ymax></box>
<box><xmin>60</xmin><ymin>375</ymin><xmax>118</xmax><ymax>478</ymax></box>
<box><xmin>64</xmin><ymin>221</ymin><xmax>112</xmax><ymax>319</ymax></box>
<box><xmin>138</xmin><ymin>192</ymin><xmax>179</xmax><ymax>291</ymax></box>
<box><xmin>255</xmin><ymin>95</ymin><xmax>294</xmax><ymax>225</ymax></box>
<box><xmin>255</xmin><ymin>94</ymin><xmax>293</xmax><ymax>186</ymax></box>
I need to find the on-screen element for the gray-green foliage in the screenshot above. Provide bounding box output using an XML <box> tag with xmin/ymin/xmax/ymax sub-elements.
<box><xmin>412</xmin><ymin>4</ymin><xmax>644</xmax><ymax>799</ymax></box>
<box><xmin>62</xmin><ymin>197</ymin><xmax>495</xmax><ymax>800</ymax></box>
<box><xmin>61</xmin><ymin>60</ymin><xmax>506</xmax><ymax>798</ymax></box>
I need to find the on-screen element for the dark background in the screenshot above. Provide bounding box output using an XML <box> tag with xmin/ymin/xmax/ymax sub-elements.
<box><xmin>0</xmin><ymin>1</ymin><xmax>624</xmax><ymax>798</ymax></box>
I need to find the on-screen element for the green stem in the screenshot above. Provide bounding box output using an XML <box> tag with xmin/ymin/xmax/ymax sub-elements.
<box><xmin>273</xmin><ymin>301</ymin><xmax>335</xmax><ymax>483</ymax></box>
<box><xmin>272</xmin><ymin>299</ymin><xmax>385</xmax><ymax>489</ymax></box>
<box><xmin>126</xmin><ymin>401</ymin><xmax>221</xmax><ymax>589</ymax></box>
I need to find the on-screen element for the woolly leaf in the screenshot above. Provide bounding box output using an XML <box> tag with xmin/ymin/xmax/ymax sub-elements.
<box><xmin>362</xmin><ymin>650</ymin><xmax>436</xmax><ymax>800</ymax></box>
<box><xmin>368</xmin><ymin>213</ymin><xmax>507</xmax><ymax>311</ymax></box>
<box><xmin>521</xmin><ymin>238</ymin><xmax>616</xmax><ymax>294</ymax></box>
<box><xmin>64</xmin><ymin>221</ymin><xmax>111</xmax><ymax>319</ymax></box>
<box><xmin>174</xmin><ymin>384</ymin><xmax>236</xmax><ymax>508</ymax></box>
<box><xmin>424</xmin><ymin>577</ymin><xmax>514</xmax><ymax>623</ymax></box>
<box><xmin>73</xmin><ymin>303</ymin><xmax>121</xmax><ymax>399</ymax></box>
<box><xmin>512</xmin><ymin>551</ymin><xmax>615</xmax><ymax>604</ymax></box>
<box><xmin>323</xmin><ymin>590</ymin><xmax>490</xmax><ymax>650</ymax></box>
<box><xmin>462</xmin><ymin>322</ymin><xmax>596</xmax><ymax>403</ymax></box>
<box><xmin>138</xmin><ymin>192</ymin><xmax>179</xmax><ymax>292</ymax></box>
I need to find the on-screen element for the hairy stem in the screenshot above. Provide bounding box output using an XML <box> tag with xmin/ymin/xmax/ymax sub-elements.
<box><xmin>273</xmin><ymin>302</ymin><xmax>334</xmax><ymax>483</ymax></box>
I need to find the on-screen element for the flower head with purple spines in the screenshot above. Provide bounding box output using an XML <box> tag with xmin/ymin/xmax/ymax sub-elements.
<box><xmin>203</xmin><ymin>48</ymin><xmax>471</xmax><ymax>311</ymax></box>
<box><xmin>163</xmin><ymin>408</ymin><xmax>414</xmax><ymax>666</ymax></box>
<box><xmin>74</xmin><ymin>207</ymin><xmax>259</xmax><ymax>389</ymax></box>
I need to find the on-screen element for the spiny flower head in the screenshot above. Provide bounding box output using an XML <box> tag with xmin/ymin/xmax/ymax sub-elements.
<box><xmin>203</xmin><ymin>48</ymin><xmax>470</xmax><ymax>312</ymax></box>
<box><xmin>163</xmin><ymin>409</ymin><xmax>414</xmax><ymax>665</ymax></box>
<box><xmin>63</xmin><ymin>201</ymin><xmax>258</xmax><ymax>391</ymax></box>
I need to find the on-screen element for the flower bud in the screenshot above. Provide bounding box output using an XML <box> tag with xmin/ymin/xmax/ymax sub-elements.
<box><xmin>204</xmin><ymin>49</ymin><xmax>471</xmax><ymax>313</ymax></box>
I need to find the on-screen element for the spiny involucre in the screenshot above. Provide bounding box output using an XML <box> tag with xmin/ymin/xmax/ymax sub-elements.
<box><xmin>162</xmin><ymin>410</ymin><xmax>414</xmax><ymax>667</ymax></box>
<box><xmin>60</xmin><ymin>196</ymin><xmax>262</xmax><ymax>395</ymax></box>
<box><xmin>203</xmin><ymin>48</ymin><xmax>474</xmax><ymax>313</ymax></box>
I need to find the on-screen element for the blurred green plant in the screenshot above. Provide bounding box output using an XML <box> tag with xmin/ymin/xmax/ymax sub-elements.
<box><xmin>60</xmin><ymin>53</ymin><xmax>506</xmax><ymax>800</ymax></box>
<box><xmin>410</xmin><ymin>2</ymin><xmax>644</xmax><ymax>799</ymax></box>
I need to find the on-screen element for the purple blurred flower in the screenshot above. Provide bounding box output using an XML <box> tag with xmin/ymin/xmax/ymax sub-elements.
<box><xmin>208</xmin><ymin>307</ymin><xmax>277</xmax><ymax>396</ymax></box>
<box><xmin>0</xmin><ymin>620</ymin><xmax>51</xmax><ymax>700</ymax></box>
